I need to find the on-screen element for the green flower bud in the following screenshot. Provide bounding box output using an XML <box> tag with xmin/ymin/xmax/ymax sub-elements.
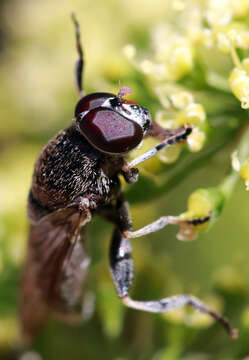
<box><xmin>177</xmin><ymin>188</ymin><xmax>225</xmax><ymax>241</ymax></box>
<box><xmin>180</xmin><ymin>188</ymin><xmax>225</xmax><ymax>223</ymax></box>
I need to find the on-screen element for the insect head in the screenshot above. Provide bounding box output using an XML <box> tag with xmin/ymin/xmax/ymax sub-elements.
<box><xmin>74</xmin><ymin>87</ymin><xmax>152</xmax><ymax>154</ymax></box>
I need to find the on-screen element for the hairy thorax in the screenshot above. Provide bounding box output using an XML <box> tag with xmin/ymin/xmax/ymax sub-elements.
<box><xmin>28</xmin><ymin>125</ymin><xmax>123</xmax><ymax>221</ymax></box>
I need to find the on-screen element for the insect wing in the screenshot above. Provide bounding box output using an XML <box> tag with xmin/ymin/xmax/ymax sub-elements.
<box><xmin>20</xmin><ymin>207</ymin><xmax>89</xmax><ymax>343</ymax></box>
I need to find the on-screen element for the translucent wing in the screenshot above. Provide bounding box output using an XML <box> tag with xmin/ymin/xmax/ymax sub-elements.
<box><xmin>20</xmin><ymin>207</ymin><xmax>90</xmax><ymax>343</ymax></box>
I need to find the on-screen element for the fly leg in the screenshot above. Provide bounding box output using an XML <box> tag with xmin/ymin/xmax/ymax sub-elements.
<box><xmin>121</xmin><ymin>125</ymin><xmax>192</xmax><ymax>183</ymax></box>
<box><xmin>71</xmin><ymin>13</ymin><xmax>85</xmax><ymax>98</ymax></box>
<box><xmin>108</xmin><ymin>197</ymin><xmax>238</xmax><ymax>338</ymax></box>
<box><xmin>123</xmin><ymin>215</ymin><xmax>211</xmax><ymax>241</ymax></box>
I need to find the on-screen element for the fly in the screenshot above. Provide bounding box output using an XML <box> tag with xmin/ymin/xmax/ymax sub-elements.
<box><xmin>20</xmin><ymin>14</ymin><xmax>238</xmax><ymax>343</ymax></box>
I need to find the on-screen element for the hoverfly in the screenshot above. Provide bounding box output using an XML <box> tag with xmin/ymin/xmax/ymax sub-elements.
<box><xmin>20</xmin><ymin>14</ymin><xmax>237</xmax><ymax>343</ymax></box>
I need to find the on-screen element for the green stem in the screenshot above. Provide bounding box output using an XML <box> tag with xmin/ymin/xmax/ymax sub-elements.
<box><xmin>230</xmin><ymin>47</ymin><xmax>242</xmax><ymax>69</ymax></box>
<box><xmin>219</xmin><ymin>171</ymin><xmax>238</xmax><ymax>201</ymax></box>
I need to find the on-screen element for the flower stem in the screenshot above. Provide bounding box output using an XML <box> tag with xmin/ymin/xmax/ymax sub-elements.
<box><xmin>230</xmin><ymin>47</ymin><xmax>242</xmax><ymax>69</ymax></box>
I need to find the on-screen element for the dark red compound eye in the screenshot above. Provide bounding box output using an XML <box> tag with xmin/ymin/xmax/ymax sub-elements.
<box><xmin>77</xmin><ymin>107</ymin><xmax>143</xmax><ymax>154</ymax></box>
<box><xmin>74</xmin><ymin>92</ymin><xmax>114</xmax><ymax>117</ymax></box>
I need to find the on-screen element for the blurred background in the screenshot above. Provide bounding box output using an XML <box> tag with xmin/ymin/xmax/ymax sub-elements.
<box><xmin>1</xmin><ymin>0</ymin><xmax>249</xmax><ymax>359</ymax></box>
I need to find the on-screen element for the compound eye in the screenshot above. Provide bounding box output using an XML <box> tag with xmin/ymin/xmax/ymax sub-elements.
<box><xmin>74</xmin><ymin>92</ymin><xmax>114</xmax><ymax>117</ymax></box>
<box><xmin>77</xmin><ymin>108</ymin><xmax>143</xmax><ymax>154</ymax></box>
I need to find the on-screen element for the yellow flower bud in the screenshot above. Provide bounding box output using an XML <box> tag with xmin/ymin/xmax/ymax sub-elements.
<box><xmin>168</xmin><ymin>44</ymin><xmax>193</xmax><ymax>80</ymax></box>
<box><xmin>175</xmin><ymin>103</ymin><xmax>206</xmax><ymax>127</ymax></box>
<box><xmin>239</xmin><ymin>158</ymin><xmax>249</xmax><ymax>180</ymax></box>
<box><xmin>239</xmin><ymin>158</ymin><xmax>249</xmax><ymax>190</ymax></box>
<box><xmin>170</xmin><ymin>91</ymin><xmax>194</xmax><ymax>109</ymax></box>
<box><xmin>181</xmin><ymin>188</ymin><xmax>224</xmax><ymax>219</ymax></box>
<box><xmin>187</xmin><ymin>128</ymin><xmax>206</xmax><ymax>152</ymax></box>
<box><xmin>186</xmin><ymin>103</ymin><xmax>206</xmax><ymax>123</ymax></box>
<box><xmin>229</xmin><ymin>67</ymin><xmax>246</xmax><ymax>83</ymax></box>
<box><xmin>178</xmin><ymin>188</ymin><xmax>224</xmax><ymax>241</ymax></box>
<box><xmin>229</xmin><ymin>67</ymin><xmax>249</xmax><ymax>109</ymax></box>
<box><xmin>215</xmin><ymin>24</ymin><xmax>249</xmax><ymax>53</ymax></box>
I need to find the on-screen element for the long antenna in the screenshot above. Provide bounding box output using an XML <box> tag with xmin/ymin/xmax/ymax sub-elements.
<box><xmin>71</xmin><ymin>12</ymin><xmax>84</xmax><ymax>98</ymax></box>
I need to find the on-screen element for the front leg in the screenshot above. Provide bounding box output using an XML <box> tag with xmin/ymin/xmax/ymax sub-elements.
<box><xmin>107</xmin><ymin>197</ymin><xmax>237</xmax><ymax>338</ymax></box>
<box><xmin>122</xmin><ymin>124</ymin><xmax>192</xmax><ymax>175</ymax></box>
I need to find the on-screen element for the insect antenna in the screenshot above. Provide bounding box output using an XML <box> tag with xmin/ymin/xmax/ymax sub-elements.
<box><xmin>71</xmin><ymin>12</ymin><xmax>85</xmax><ymax>98</ymax></box>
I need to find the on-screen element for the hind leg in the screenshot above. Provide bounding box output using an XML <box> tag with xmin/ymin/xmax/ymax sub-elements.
<box><xmin>107</xmin><ymin>198</ymin><xmax>237</xmax><ymax>338</ymax></box>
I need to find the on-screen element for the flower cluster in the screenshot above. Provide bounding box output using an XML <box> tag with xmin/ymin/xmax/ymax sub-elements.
<box><xmin>155</xmin><ymin>88</ymin><xmax>207</xmax><ymax>161</ymax></box>
<box><xmin>124</xmin><ymin>0</ymin><xmax>249</xmax><ymax>166</ymax></box>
